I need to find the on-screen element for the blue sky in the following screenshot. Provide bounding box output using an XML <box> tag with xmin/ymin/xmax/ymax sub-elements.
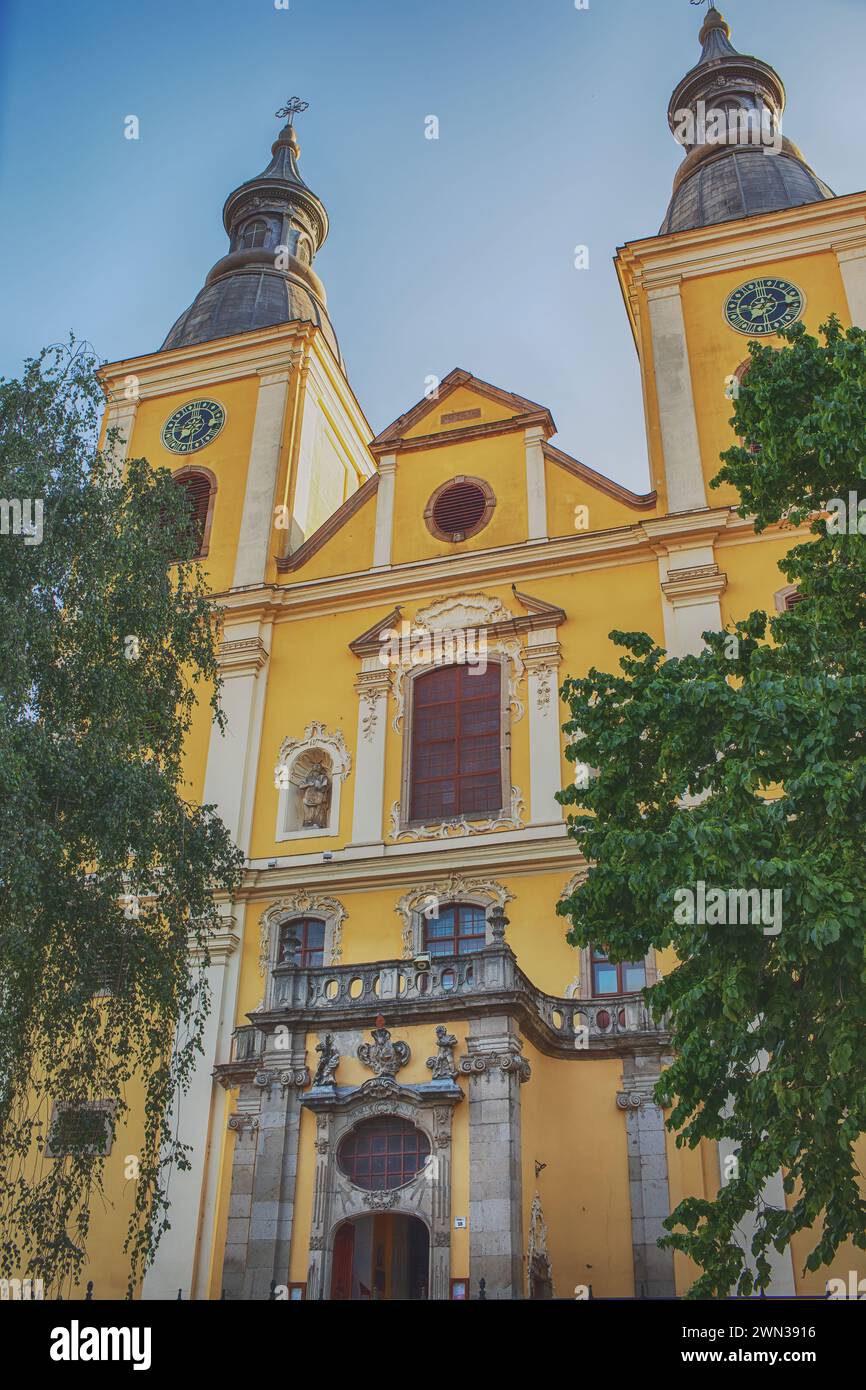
<box><xmin>1</xmin><ymin>0</ymin><xmax>863</xmax><ymax>492</ymax></box>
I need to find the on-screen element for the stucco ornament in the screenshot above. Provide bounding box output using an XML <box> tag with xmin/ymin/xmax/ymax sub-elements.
<box><xmin>357</xmin><ymin>1017</ymin><xmax>410</xmax><ymax>1077</ymax></box>
<box><xmin>390</xmin><ymin>592</ymin><xmax>527</xmax><ymax>731</ymax></box>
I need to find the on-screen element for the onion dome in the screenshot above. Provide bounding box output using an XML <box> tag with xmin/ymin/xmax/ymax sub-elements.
<box><xmin>161</xmin><ymin>99</ymin><xmax>342</xmax><ymax>364</ymax></box>
<box><xmin>660</xmin><ymin>8</ymin><xmax>834</xmax><ymax>235</ymax></box>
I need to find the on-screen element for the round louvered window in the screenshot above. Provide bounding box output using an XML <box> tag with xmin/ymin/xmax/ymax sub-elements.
<box><xmin>425</xmin><ymin>476</ymin><xmax>495</xmax><ymax>543</ymax></box>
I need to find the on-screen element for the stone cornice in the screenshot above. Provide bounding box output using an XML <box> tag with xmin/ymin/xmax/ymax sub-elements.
<box><xmin>369</xmin><ymin>409</ymin><xmax>554</xmax><ymax>458</ymax></box>
<box><xmin>661</xmin><ymin>563</ymin><xmax>728</xmax><ymax>602</ymax></box>
<box><xmin>98</xmin><ymin>320</ymin><xmax>376</xmax><ymax>449</ymax></box>
<box><xmin>239</xmin><ymin>823</ymin><xmax>578</xmax><ymax>898</ymax></box>
<box><xmin>212</xmin><ymin>506</ymin><xmax>775</xmax><ymax>627</ymax></box>
<box><xmin>217</xmin><ymin>636</ymin><xmax>268</xmax><ymax>675</ymax></box>
<box><xmin>617</xmin><ymin>190</ymin><xmax>866</xmax><ymax>290</ymax></box>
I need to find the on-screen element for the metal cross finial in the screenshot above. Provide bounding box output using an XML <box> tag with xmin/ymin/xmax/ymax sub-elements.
<box><xmin>275</xmin><ymin>97</ymin><xmax>309</xmax><ymax>123</ymax></box>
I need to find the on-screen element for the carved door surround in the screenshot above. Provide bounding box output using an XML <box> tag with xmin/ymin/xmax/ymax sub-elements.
<box><xmin>302</xmin><ymin>1074</ymin><xmax>463</xmax><ymax>1300</ymax></box>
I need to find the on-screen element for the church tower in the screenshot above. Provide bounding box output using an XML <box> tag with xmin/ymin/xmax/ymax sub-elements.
<box><xmin>102</xmin><ymin>99</ymin><xmax>375</xmax><ymax>589</ymax></box>
<box><xmin>615</xmin><ymin>4</ymin><xmax>866</xmax><ymax>656</ymax></box>
<box><xmin>98</xmin><ymin>105</ymin><xmax>376</xmax><ymax>1299</ymax></box>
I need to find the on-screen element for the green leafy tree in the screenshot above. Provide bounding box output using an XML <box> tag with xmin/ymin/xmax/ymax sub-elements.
<box><xmin>0</xmin><ymin>342</ymin><xmax>244</xmax><ymax>1295</ymax></box>
<box><xmin>558</xmin><ymin>318</ymin><xmax>866</xmax><ymax>1297</ymax></box>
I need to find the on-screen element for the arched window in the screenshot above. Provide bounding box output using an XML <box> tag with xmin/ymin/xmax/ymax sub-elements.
<box><xmin>239</xmin><ymin>218</ymin><xmax>270</xmax><ymax>250</ymax></box>
<box><xmin>590</xmin><ymin>948</ymin><xmax>646</xmax><ymax>997</ymax></box>
<box><xmin>338</xmin><ymin>1117</ymin><xmax>430</xmax><ymax>1191</ymax></box>
<box><xmin>172</xmin><ymin>468</ymin><xmax>215</xmax><ymax>559</ymax></box>
<box><xmin>409</xmin><ymin>663</ymin><xmax>503</xmax><ymax>822</ymax></box>
<box><xmin>278</xmin><ymin>917</ymin><xmax>325</xmax><ymax>969</ymax></box>
<box><xmin>424</xmin><ymin>902</ymin><xmax>486</xmax><ymax>958</ymax></box>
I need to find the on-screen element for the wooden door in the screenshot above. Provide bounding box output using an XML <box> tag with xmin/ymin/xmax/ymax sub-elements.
<box><xmin>330</xmin><ymin>1223</ymin><xmax>355</xmax><ymax>1301</ymax></box>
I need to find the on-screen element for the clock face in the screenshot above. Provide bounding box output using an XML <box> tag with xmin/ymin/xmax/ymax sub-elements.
<box><xmin>724</xmin><ymin>278</ymin><xmax>805</xmax><ymax>336</ymax></box>
<box><xmin>161</xmin><ymin>399</ymin><xmax>226</xmax><ymax>454</ymax></box>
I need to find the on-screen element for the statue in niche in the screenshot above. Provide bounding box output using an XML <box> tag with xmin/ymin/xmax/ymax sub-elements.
<box><xmin>426</xmin><ymin>1025</ymin><xmax>459</xmax><ymax>1081</ymax></box>
<box><xmin>299</xmin><ymin>758</ymin><xmax>331</xmax><ymax>828</ymax></box>
<box><xmin>312</xmin><ymin>1033</ymin><xmax>340</xmax><ymax>1087</ymax></box>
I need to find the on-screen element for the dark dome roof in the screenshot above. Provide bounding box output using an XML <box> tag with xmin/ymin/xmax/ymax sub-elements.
<box><xmin>660</xmin><ymin>8</ymin><xmax>834</xmax><ymax>236</ymax></box>
<box><xmin>161</xmin><ymin>269</ymin><xmax>342</xmax><ymax>360</ymax></box>
<box><xmin>661</xmin><ymin>146</ymin><xmax>834</xmax><ymax>235</ymax></box>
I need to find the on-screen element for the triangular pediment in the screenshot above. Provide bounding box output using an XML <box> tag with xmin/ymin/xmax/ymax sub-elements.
<box><xmin>372</xmin><ymin>368</ymin><xmax>555</xmax><ymax>452</ymax></box>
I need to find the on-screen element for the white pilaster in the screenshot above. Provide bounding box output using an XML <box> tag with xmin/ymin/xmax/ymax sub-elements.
<box><xmin>202</xmin><ymin>625</ymin><xmax>271</xmax><ymax>847</ymax></box>
<box><xmin>350</xmin><ymin>659</ymin><xmax>391</xmax><ymax>846</ymax></box>
<box><xmin>524</xmin><ymin>426</ymin><xmax>548</xmax><ymax>540</ymax></box>
<box><xmin>141</xmin><ymin>626</ymin><xmax>270</xmax><ymax>1298</ymax></box>
<box><xmin>659</xmin><ymin>548</ymin><xmax>726</xmax><ymax>657</ymax></box>
<box><xmin>372</xmin><ymin>454</ymin><xmax>396</xmax><ymax>567</ymax></box>
<box><xmin>838</xmin><ymin>245</ymin><xmax>866</xmax><ymax>328</ymax></box>
<box><xmin>525</xmin><ymin>629</ymin><xmax>563</xmax><ymax>824</ymax></box>
<box><xmin>715</xmin><ymin>1137</ymin><xmax>796</xmax><ymax>1296</ymax></box>
<box><xmin>232</xmin><ymin>367</ymin><xmax>292</xmax><ymax>589</ymax></box>
<box><xmin>647</xmin><ymin>283</ymin><xmax>707</xmax><ymax>513</ymax></box>
<box><xmin>103</xmin><ymin>399</ymin><xmax>138</xmax><ymax>477</ymax></box>
<box><xmin>141</xmin><ymin>912</ymin><xmax>240</xmax><ymax>1301</ymax></box>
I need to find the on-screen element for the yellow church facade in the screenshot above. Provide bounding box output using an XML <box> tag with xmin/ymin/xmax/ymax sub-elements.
<box><xmin>85</xmin><ymin>10</ymin><xmax>866</xmax><ymax>1299</ymax></box>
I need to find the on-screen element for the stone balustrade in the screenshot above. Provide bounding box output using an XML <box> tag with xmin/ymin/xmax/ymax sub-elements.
<box><xmin>224</xmin><ymin>944</ymin><xmax>666</xmax><ymax>1070</ymax></box>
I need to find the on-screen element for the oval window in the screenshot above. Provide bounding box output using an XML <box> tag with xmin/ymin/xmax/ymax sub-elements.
<box><xmin>337</xmin><ymin>1116</ymin><xmax>431</xmax><ymax>1191</ymax></box>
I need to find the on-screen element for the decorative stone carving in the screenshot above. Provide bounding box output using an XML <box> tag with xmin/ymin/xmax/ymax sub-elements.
<box><xmin>227</xmin><ymin>1114</ymin><xmax>259</xmax><ymax>1135</ymax></box>
<box><xmin>426</xmin><ymin>1025</ymin><xmax>459</xmax><ymax>1080</ymax></box>
<box><xmin>312</xmin><ymin>1034</ymin><xmax>340</xmax><ymax>1088</ymax></box>
<box><xmin>357</xmin><ymin>1018</ymin><xmax>410</xmax><ymax>1077</ymax></box>
<box><xmin>389</xmin><ymin>786</ymin><xmax>526</xmax><ymax>843</ymax></box>
<box><xmin>259</xmin><ymin>893</ymin><xmax>348</xmax><ymax>974</ymax></box>
<box><xmin>532</xmin><ymin>663</ymin><xmax>556</xmax><ymax>711</ymax></box>
<box><xmin>362</xmin><ymin>1189</ymin><xmax>400</xmax><ymax>1211</ymax></box>
<box><xmin>395</xmin><ymin>876</ymin><xmax>516</xmax><ymax>957</ymax></box>
<box><xmin>459</xmin><ymin>1051</ymin><xmax>531</xmax><ymax>1083</ymax></box>
<box><xmin>433</xmin><ymin>1230</ymin><xmax>451</xmax><ymax>1247</ymax></box>
<box><xmin>489</xmin><ymin>906</ymin><xmax>508</xmax><ymax>944</ymax></box>
<box><xmin>527</xmin><ymin>1191</ymin><xmax>554</xmax><ymax>1298</ymax></box>
<box><xmin>616</xmin><ymin>1090</ymin><xmax>647</xmax><ymax>1110</ymax></box>
<box><xmin>279</xmin><ymin>1068</ymin><xmax>310</xmax><ymax>1091</ymax></box>
<box><xmin>415</xmin><ymin>593</ymin><xmax>511</xmax><ymax>630</ymax></box>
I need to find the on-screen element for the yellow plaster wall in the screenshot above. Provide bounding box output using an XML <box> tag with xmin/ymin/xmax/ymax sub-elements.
<box><xmin>521</xmin><ymin>1045</ymin><xmax>634</xmax><ymax>1298</ymax></box>
<box><xmin>126</xmin><ymin>376</ymin><xmax>259</xmax><ymax>595</ymax></box>
<box><xmin>545</xmin><ymin>458</ymin><xmax>658</xmax><ymax>537</ymax></box>
<box><xmin>391</xmin><ymin>434</ymin><xmax>529</xmax><ymax>566</ymax></box>
<box><xmin>680</xmin><ymin>249</ymin><xmax>851</xmax><ymax>507</ymax></box>
<box><xmin>402</xmin><ymin>384</ymin><xmax>523</xmax><ymax>439</ymax></box>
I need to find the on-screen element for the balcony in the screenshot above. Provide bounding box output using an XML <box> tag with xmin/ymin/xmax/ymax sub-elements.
<box><xmin>220</xmin><ymin>939</ymin><xmax>668</xmax><ymax>1079</ymax></box>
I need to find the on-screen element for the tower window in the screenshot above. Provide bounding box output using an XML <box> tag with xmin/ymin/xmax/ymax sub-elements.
<box><xmin>239</xmin><ymin>218</ymin><xmax>270</xmax><ymax>250</ymax></box>
<box><xmin>408</xmin><ymin>663</ymin><xmax>503</xmax><ymax>822</ymax></box>
<box><xmin>171</xmin><ymin>468</ymin><xmax>216</xmax><ymax>560</ymax></box>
